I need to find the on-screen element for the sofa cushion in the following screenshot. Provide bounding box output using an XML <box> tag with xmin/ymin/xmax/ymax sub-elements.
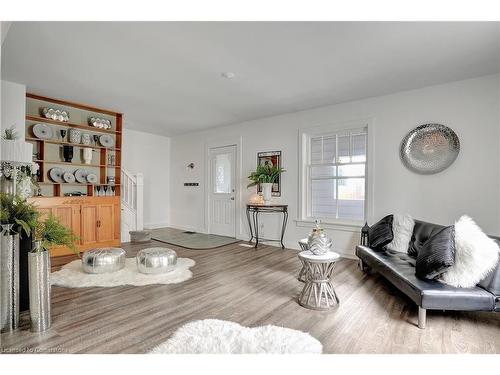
<box><xmin>440</xmin><ymin>216</ymin><xmax>500</xmax><ymax>288</ymax></box>
<box><xmin>356</xmin><ymin>245</ymin><xmax>495</xmax><ymax>311</ymax></box>
<box><xmin>408</xmin><ymin>220</ymin><xmax>445</xmax><ymax>258</ymax></box>
<box><xmin>386</xmin><ymin>213</ymin><xmax>415</xmax><ymax>253</ymax></box>
<box><xmin>416</xmin><ymin>226</ymin><xmax>455</xmax><ymax>279</ymax></box>
<box><xmin>477</xmin><ymin>238</ymin><xmax>500</xmax><ymax>297</ymax></box>
<box><xmin>368</xmin><ymin>214</ymin><xmax>393</xmax><ymax>250</ymax></box>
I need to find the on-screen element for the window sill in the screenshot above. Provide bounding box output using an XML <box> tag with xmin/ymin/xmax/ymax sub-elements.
<box><xmin>294</xmin><ymin>219</ymin><xmax>363</xmax><ymax>232</ymax></box>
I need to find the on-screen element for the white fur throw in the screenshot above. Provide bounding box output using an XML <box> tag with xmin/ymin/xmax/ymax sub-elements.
<box><xmin>386</xmin><ymin>213</ymin><xmax>415</xmax><ymax>253</ymax></box>
<box><xmin>150</xmin><ymin>319</ymin><xmax>322</xmax><ymax>354</ymax></box>
<box><xmin>440</xmin><ymin>215</ymin><xmax>499</xmax><ymax>288</ymax></box>
<box><xmin>51</xmin><ymin>257</ymin><xmax>195</xmax><ymax>288</ymax></box>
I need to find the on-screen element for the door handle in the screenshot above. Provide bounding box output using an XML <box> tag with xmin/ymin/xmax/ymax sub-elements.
<box><xmin>230</xmin><ymin>197</ymin><xmax>235</xmax><ymax>200</ymax></box>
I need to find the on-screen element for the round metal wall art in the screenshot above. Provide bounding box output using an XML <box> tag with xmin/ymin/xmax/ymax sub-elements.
<box><xmin>400</xmin><ymin>123</ymin><xmax>460</xmax><ymax>175</ymax></box>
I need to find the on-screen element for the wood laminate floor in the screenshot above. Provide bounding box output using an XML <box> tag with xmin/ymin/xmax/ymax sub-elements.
<box><xmin>1</xmin><ymin>240</ymin><xmax>499</xmax><ymax>354</ymax></box>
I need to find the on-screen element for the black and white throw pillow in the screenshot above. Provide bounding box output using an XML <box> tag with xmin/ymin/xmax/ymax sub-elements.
<box><xmin>368</xmin><ymin>215</ymin><xmax>394</xmax><ymax>250</ymax></box>
<box><xmin>415</xmin><ymin>225</ymin><xmax>455</xmax><ymax>279</ymax></box>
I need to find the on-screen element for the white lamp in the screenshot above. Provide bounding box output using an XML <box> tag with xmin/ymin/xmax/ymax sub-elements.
<box><xmin>1</xmin><ymin>139</ymin><xmax>33</xmax><ymax>164</ymax></box>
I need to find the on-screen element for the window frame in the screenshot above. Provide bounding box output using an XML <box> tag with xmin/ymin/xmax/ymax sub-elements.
<box><xmin>298</xmin><ymin>119</ymin><xmax>373</xmax><ymax>228</ymax></box>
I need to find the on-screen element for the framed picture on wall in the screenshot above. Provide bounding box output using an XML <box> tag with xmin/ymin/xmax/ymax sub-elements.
<box><xmin>257</xmin><ymin>150</ymin><xmax>282</xmax><ymax>197</ymax></box>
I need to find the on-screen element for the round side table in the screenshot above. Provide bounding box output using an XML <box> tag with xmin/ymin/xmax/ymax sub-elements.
<box><xmin>298</xmin><ymin>251</ymin><xmax>340</xmax><ymax>310</ymax></box>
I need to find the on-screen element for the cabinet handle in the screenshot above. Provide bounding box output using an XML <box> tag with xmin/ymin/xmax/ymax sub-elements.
<box><xmin>97</xmin><ymin>220</ymin><xmax>101</xmax><ymax>228</ymax></box>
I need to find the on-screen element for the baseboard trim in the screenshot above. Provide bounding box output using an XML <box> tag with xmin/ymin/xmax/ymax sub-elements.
<box><xmin>236</xmin><ymin>236</ymin><xmax>357</xmax><ymax>260</ymax></box>
<box><xmin>149</xmin><ymin>226</ymin><xmax>358</xmax><ymax>259</ymax></box>
<box><xmin>144</xmin><ymin>222</ymin><xmax>170</xmax><ymax>230</ymax></box>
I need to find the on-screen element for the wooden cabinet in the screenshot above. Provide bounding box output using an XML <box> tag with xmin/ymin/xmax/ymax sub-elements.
<box><xmin>53</xmin><ymin>205</ymin><xmax>81</xmax><ymax>239</ymax></box>
<box><xmin>25</xmin><ymin>93</ymin><xmax>122</xmax><ymax>199</ymax></box>
<box><xmin>81</xmin><ymin>203</ymin><xmax>114</xmax><ymax>245</ymax></box>
<box><xmin>81</xmin><ymin>205</ymin><xmax>98</xmax><ymax>245</ymax></box>
<box><xmin>97</xmin><ymin>204</ymin><xmax>114</xmax><ymax>242</ymax></box>
<box><xmin>29</xmin><ymin>196</ymin><xmax>121</xmax><ymax>257</ymax></box>
<box><xmin>24</xmin><ymin>93</ymin><xmax>122</xmax><ymax>257</ymax></box>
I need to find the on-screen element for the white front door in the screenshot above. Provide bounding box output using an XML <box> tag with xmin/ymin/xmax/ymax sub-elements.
<box><xmin>208</xmin><ymin>145</ymin><xmax>236</xmax><ymax>237</ymax></box>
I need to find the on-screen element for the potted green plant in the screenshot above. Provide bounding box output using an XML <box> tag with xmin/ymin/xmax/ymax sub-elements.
<box><xmin>29</xmin><ymin>214</ymin><xmax>78</xmax><ymax>332</ymax></box>
<box><xmin>247</xmin><ymin>165</ymin><xmax>286</xmax><ymax>204</ymax></box>
<box><xmin>0</xmin><ymin>193</ymin><xmax>39</xmax><ymax>333</ymax></box>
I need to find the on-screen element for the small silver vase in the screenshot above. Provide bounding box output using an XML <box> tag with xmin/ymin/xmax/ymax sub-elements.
<box><xmin>307</xmin><ymin>220</ymin><xmax>333</xmax><ymax>255</ymax></box>
<box><xmin>28</xmin><ymin>242</ymin><xmax>51</xmax><ymax>332</ymax></box>
<box><xmin>0</xmin><ymin>224</ymin><xmax>20</xmax><ymax>333</ymax></box>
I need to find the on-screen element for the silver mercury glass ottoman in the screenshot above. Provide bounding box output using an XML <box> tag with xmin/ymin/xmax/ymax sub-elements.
<box><xmin>136</xmin><ymin>247</ymin><xmax>177</xmax><ymax>274</ymax></box>
<box><xmin>82</xmin><ymin>248</ymin><xmax>126</xmax><ymax>274</ymax></box>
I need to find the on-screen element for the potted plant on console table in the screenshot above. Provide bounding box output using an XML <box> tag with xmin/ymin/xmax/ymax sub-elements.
<box><xmin>247</xmin><ymin>165</ymin><xmax>285</xmax><ymax>204</ymax></box>
<box><xmin>30</xmin><ymin>214</ymin><xmax>78</xmax><ymax>332</ymax></box>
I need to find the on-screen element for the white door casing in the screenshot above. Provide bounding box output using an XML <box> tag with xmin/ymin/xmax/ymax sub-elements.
<box><xmin>208</xmin><ymin>145</ymin><xmax>236</xmax><ymax>237</ymax></box>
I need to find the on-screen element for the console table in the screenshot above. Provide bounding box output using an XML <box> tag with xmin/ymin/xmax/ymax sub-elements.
<box><xmin>246</xmin><ymin>204</ymin><xmax>288</xmax><ymax>248</ymax></box>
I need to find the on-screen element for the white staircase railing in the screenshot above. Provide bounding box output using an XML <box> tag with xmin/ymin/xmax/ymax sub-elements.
<box><xmin>121</xmin><ymin>169</ymin><xmax>144</xmax><ymax>242</ymax></box>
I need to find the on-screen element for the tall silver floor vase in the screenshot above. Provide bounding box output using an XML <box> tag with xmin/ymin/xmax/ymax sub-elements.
<box><xmin>0</xmin><ymin>224</ymin><xmax>20</xmax><ymax>333</ymax></box>
<box><xmin>28</xmin><ymin>242</ymin><xmax>51</xmax><ymax>332</ymax></box>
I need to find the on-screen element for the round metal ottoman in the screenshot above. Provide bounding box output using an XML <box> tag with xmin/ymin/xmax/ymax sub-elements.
<box><xmin>136</xmin><ymin>247</ymin><xmax>177</xmax><ymax>274</ymax></box>
<box><xmin>82</xmin><ymin>248</ymin><xmax>126</xmax><ymax>274</ymax></box>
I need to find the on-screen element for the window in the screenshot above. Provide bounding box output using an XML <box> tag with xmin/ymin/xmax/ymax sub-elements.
<box><xmin>303</xmin><ymin>126</ymin><xmax>367</xmax><ymax>222</ymax></box>
<box><xmin>214</xmin><ymin>153</ymin><xmax>231</xmax><ymax>193</ymax></box>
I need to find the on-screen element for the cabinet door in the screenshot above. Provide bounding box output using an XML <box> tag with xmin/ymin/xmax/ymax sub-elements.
<box><xmin>37</xmin><ymin>208</ymin><xmax>52</xmax><ymax>221</ymax></box>
<box><xmin>97</xmin><ymin>204</ymin><xmax>114</xmax><ymax>242</ymax></box>
<box><xmin>81</xmin><ymin>205</ymin><xmax>98</xmax><ymax>245</ymax></box>
<box><xmin>52</xmin><ymin>205</ymin><xmax>81</xmax><ymax>239</ymax></box>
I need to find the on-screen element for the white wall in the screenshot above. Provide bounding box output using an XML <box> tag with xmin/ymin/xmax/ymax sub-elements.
<box><xmin>1</xmin><ymin>22</ymin><xmax>12</xmax><ymax>45</ymax></box>
<box><xmin>122</xmin><ymin>128</ymin><xmax>171</xmax><ymax>228</ymax></box>
<box><xmin>1</xmin><ymin>80</ymin><xmax>26</xmax><ymax>136</ymax></box>
<box><xmin>169</xmin><ymin>75</ymin><xmax>500</xmax><ymax>258</ymax></box>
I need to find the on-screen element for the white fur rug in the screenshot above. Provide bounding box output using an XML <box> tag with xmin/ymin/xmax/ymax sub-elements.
<box><xmin>51</xmin><ymin>257</ymin><xmax>195</xmax><ymax>288</ymax></box>
<box><xmin>150</xmin><ymin>319</ymin><xmax>322</xmax><ymax>354</ymax></box>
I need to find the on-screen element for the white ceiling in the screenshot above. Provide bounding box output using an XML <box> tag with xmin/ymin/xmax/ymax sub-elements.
<box><xmin>2</xmin><ymin>22</ymin><xmax>499</xmax><ymax>137</ymax></box>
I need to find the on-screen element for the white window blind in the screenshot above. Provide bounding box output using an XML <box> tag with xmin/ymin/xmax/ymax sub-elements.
<box><xmin>308</xmin><ymin>127</ymin><xmax>367</xmax><ymax>221</ymax></box>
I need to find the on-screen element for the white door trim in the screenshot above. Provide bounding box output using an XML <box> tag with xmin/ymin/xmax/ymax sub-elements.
<box><xmin>204</xmin><ymin>136</ymin><xmax>242</xmax><ymax>237</ymax></box>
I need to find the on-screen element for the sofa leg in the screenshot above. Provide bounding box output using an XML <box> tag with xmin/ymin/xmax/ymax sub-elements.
<box><xmin>359</xmin><ymin>259</ymin><xmax>369</xmax><ymax>272</ymax></box>
<box><xmin>418</xmin><ymin>307</ymin><xmax>426</xmax><ymax>329</ymax></box>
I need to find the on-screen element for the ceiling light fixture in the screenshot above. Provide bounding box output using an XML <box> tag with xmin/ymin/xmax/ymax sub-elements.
<box><xmin>221</xmin><ymin>72</ymin><xmax>236</xmax><ymax>79</ymax></box>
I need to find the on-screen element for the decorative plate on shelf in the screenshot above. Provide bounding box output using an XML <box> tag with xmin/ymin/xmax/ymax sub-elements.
<box><xmin>33</xmin><ymin>123</ymin><xmax>53</xmax><ymax>140</ymax></box>
<box><xmin>49</xmin><ymin>167</ymin><xmax>64</xmax><ymax>183</ymax></box>
<box><xmin>86</xmin><ymin>173</ymin><xmax>98</xmax><ymax>184</ymax></box>
<box><xmin>74</xmin><ymin>169</ymin><xmax>89</xmax><ymax>183</ymax></box>
<box><xmin>99</xmin><ymin>134</ymin><xmax>115</xmax><ymax>148</ymax></box>
<box><xmin>63</xmin><ymin>172</ymin><xmax>76</xmax><ymax>183</ymax></box>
